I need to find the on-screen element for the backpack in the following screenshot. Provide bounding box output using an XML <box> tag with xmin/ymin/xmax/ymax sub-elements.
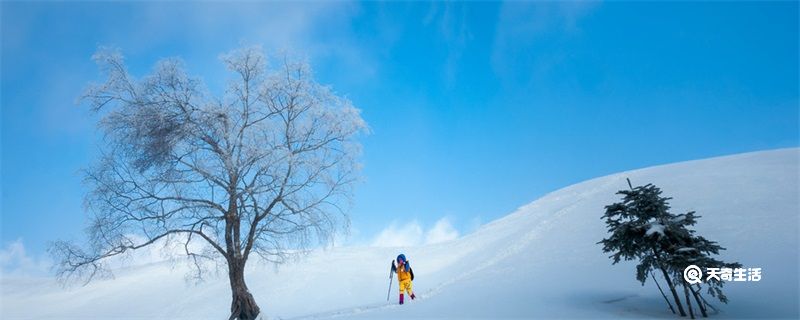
<box><xmin>397</xmin><ymin>254</ymin><xmax>415</xmax><ymax>281</ymax></box>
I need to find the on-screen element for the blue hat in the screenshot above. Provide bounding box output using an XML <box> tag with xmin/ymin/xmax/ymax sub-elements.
<box><xmin>397</xmin><ymin>254</ymin><xmax>406</xmax><ymax>263</ymax></box>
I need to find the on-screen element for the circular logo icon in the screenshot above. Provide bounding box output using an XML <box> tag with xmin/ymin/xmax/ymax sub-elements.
<box><xmin>683</xmin><ymin>265</ymin><xmax>703</xmax><ymax>285</ymax></box>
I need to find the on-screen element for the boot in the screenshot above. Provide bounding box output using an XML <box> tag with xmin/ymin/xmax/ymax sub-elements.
<box><xmin>399</xmin><ymin>293</ymin><xmax>404</xmax><ymax>305</ymax></box>
<box><xmin>410</xmin><ymin>293</ymin><xmax>416</xmax><ymax>300</ymax></box>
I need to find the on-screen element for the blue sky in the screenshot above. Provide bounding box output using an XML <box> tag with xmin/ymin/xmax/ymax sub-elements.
<box><xmin>1</xmin><ymin>1</ymin><xmax>798</xmax><ymax>261</ymax></box>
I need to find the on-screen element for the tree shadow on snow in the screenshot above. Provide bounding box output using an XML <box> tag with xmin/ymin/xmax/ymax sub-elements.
<box><xmin>564</xmin><ymin>290</ymin><xmax>677</xmax><ymax>319</ymax></box>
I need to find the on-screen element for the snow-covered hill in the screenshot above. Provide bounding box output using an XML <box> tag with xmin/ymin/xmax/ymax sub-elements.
<box><xmin>2</xmin><ymin>148</ymin><xmax>798</xmax><ymax>319</ymax></box>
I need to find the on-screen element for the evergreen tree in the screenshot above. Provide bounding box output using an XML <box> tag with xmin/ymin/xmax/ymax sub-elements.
<box><xmin>662</xmin><ymin>210</ymin><xmax>742</xmax><ymax>317</ymax></box>
<box><xmin>599</xmin><ymin>180</ymin><xmax>739</xmax><ymax>318</ymax></box>
<box><xmin>599</xmin><ymin>183</ymin><xmax>688</xmax><ymax>316</ymax></box>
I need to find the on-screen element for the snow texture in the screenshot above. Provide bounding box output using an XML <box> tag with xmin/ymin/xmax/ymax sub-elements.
<box><xmin>1</xmin><ymin>148</ymin><xmax>797</xmax><ymax>319</ymax></box>
<box><xmin>645</xmin><ymin>222</ymin><xmax>666</xmax><ymax>237</ymax></box>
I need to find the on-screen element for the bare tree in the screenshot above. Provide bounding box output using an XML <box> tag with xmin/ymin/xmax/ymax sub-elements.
<box><xmin>49</xmin><ymin>46</ymin><xmax>367</xmax><ymax>320</ymax></box>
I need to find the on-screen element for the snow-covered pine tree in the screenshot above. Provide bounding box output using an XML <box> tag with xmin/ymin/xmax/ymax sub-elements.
<box><xmin>662</xmin><ymin>210</ymin><xmax>742</xmax><ymax>318</ymax></box>
<box><xmin>599</xmin><ymin>183</ymin><xmax>687</xmax><ymax>316</ymax></box>
<box><xmin>599</xmin><ymin>181</ymin><xmax>740</xmax><ymax>318</ymax></box>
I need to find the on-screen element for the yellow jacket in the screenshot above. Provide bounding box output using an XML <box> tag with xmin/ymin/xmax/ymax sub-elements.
<box><xmin>396</xmin><ymin>263</ymin><xmax>412</xmax><ymax>282</ymax></box>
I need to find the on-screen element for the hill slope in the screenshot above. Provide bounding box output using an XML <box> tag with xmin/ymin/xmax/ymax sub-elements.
<box><xmin>2</xmin><ymin>148</ymin><xmax>797</xmax><ymax>319</ymax></box>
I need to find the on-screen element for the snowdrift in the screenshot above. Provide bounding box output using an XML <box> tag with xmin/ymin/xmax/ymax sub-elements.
<box><xmin>1</xmin><ymin>148</ymin><xmax>797</xmax><ymax>319</ymax></box>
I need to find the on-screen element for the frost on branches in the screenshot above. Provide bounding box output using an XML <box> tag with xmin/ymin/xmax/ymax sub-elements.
<box><xmin>50</xmin><ymin>46</ymin><xmax>367</xmax><ymax>320</ymax></box>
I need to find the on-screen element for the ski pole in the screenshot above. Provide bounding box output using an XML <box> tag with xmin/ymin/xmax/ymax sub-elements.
<box><xmin>386</xmin><ymin>260</ymin><xmax>394</xmax><ymax>301</ymax></box>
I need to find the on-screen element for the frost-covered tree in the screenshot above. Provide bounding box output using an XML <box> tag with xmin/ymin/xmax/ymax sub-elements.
<box><xmin>49</xmin><ymin>46</ymin><xmax>366</xmax><ymax>320</ymax></box>
<box><xmin>599</xmin><ymin>180</ymin><xmax>740</xmax><ymax>318</ymax></box>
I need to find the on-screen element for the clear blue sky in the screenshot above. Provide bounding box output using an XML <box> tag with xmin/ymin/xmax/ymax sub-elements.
<box><xmin>2</xmin><ymin>2</ymin><xmax>798</xmax><ymax>256</ymax></box>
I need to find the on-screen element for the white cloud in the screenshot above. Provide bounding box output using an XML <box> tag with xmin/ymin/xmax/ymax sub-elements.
<box><xmin>0</xmin><ymin>239</ymin><xmax>52</xmax><ymax>277</ymax></box>
<box><xmin>371</xmin><ymin>221</ymin><xmax>424</xmax><ymax>247</ymax></box>
<box><xmin>424</xmin><ymin>218</ymin><xmax>460</xmax><ymax>245</ymax></box>
<box><xmin>371</xmin><ymin>217</ymin><xmax>460</xmax><ymax>247</ymax></box>
<box><xmin>490</xmin><ymin>1</ymin><xmax>599</xmax><ymax>83</ymax></box>
<box><xmin>422</xmin><ymin>2</ymin><xmax>473</xmax><ymax>88</ymax></box>
<box><xmin>132</xmin><ymin>2</ymin><xmax>378</xmax><ymax>86</ymax></box>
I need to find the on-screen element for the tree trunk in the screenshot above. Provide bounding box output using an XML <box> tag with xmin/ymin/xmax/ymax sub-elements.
<box><xmin>228</xmin><ymin>259</ymin><xmax>260</xmax><ymax>320</ymax></box>
<box><xmin>651</xmin><ymin>271</ymin><xmax>676</xmax><ymax>314</ymax></box>
<box><xmin>658</xmin><ymin>266</ymin><xmax>687</xmax><ymax>317</ymax></box>
<box><xmin>651</xmin><ymin>246</ymin><xmax>686</xmax><ymax>317</ymax></box>
<box><xmin>683</xmin><ymin>283</ymin><xmax>695</xmax><ymax>319</ymax></box>
<box><xmin>690</xmin><ymin>284</ymin><xmax>708</xmax><ymax>317</ymax></box>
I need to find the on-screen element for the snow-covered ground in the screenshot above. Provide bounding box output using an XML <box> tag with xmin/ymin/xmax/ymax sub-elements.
<box><xmin>2</xmin><ymin>148</ymin><xmax>798</xmax><ymax>319</ymax></box>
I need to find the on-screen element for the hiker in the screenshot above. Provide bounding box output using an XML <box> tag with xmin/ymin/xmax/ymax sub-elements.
<box><xmin>391</xmin><ymin>253</ymin><xmax>416</xmax><ymax>305</ymax></box>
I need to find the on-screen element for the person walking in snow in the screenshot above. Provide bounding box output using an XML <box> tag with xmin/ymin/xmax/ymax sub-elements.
<box><xmin>391</xmin><ymin>253</ymin><xmax>416</xmax><ymax>305</ymax></box>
